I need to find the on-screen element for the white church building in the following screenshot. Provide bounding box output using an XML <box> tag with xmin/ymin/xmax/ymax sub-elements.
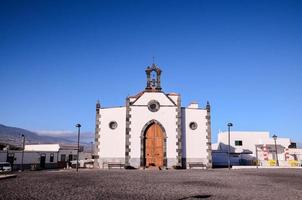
<box><xmin>94</xmin><ymin>64</ymin><xmax>212</xmax><ymax>169</ymax></box>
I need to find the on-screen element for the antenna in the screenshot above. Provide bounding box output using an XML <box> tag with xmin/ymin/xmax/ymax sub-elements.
<box><xmin>152</xmin><ymin>56</ymin><xmax>155</xmax><ymax>64</ymax></box>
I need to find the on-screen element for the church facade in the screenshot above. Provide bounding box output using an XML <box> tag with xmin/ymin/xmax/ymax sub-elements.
<box><xmin>94</xmin><ymin>64</ymin><xmax>212</xmax><ymax>169</ymax></box>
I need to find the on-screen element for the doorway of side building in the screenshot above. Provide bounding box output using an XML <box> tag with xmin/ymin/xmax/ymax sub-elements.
<box><xmin>40</xmin><ymin>154</ymin><xmax>46</xmax><ymax>169</ymax></box>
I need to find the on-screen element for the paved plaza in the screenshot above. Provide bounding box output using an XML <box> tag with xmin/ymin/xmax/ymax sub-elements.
<box><xmin>0</xmin><ymin>169</ymin><xmax>301</xmax><ymax>200</ymax></box>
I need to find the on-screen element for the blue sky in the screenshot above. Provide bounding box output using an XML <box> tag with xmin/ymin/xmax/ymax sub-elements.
<box><xmin>0</xmin><ymin>0</ymin><xmax>301</xmax><ymax>143</ymax></box>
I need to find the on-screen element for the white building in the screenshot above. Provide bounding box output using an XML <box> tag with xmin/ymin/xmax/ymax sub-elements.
<box><xmin>212</xmin><ymin>131</ymin><xmax>301</xmax><ymax>167</ymax></box>
<box><xmin>25</xmin><ymin>144</ymin><xmax>83</xmax><ymax>164</ymax></box>
<box><xmin>94</xmin><ymin>64</ymin><xmax>212</xmax><ymax>169</ymax></box>
<box><xmin>0</xmin><ymin>144</ymin><xmax>82</xmax><ymax>170</ymax></box>
<box><xmin>0</xmin><ymin>150</ymin><xmax>58</xmax><ymax>170</ymax></box>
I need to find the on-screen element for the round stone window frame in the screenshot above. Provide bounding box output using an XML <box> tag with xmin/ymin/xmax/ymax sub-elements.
<box><xmin>189</xmin><ymin>122</ymin><xmax>198</xmax><ymax>130</ymax></box>
<box><xmin>109</xmin><ymin>121</ymin><xmax>118</xmax><ymax>130</ymax></box>
<box><xmin>147</xmin><ymin>100</ymin><xmax>160</xmax><ymax>112</ymax></box>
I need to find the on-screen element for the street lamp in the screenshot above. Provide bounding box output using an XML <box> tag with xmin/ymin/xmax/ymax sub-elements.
<box><xmin>227</xmin><ymin>123</ymin><xmax>233</xmax><ymax>170</ymax></box>
<box><xmin>272</xmin><ymin>134</ymin><xmax>279</xmax><ymax>167</ymax></box>
<box><xmin>91</xmin><ymin>141</ymin><xmax>93</xmax><ymax>156</ymax></box>
<box><xmin>21</xmin><ymin>134</ymin><xmax>25</xmax><ymax>171</ymax></box>
<box><xmin>75</xmin><ymin>124</ymin><xmax>81</xmax><ymax>172</ymax></box>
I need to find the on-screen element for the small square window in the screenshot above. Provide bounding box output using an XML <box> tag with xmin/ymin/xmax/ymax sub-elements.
<box><xmin>235</xmin><ymin>140</ymin><xmax>243</xmax><ymax>146</ymax></box>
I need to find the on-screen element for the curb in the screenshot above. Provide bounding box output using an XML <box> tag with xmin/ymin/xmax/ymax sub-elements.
<box><xmin>0</xmin><ymin>174</ymin><xmax>17</xmax><ymax>180</ymax></box>
<box><xmin>232</xmin><ymin>166</ymin><xmax>302</xmax><ymax>169</ymax></box>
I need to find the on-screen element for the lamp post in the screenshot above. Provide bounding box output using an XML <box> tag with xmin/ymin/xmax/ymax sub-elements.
<box><xmin>75</xmin><ymin>124</ymin><xmax>81</xmax><ymax>172</ymax></box>
<box><xmin>272</xmin><ymin>134</ymin><xmax>279</xmax><ymax>167</ymax></box>
<box><xmin>255</xmin><ymin>145</ymin><xmax>259</xmax><ymax>169</ymax></box>
<box><xmin>227</xmin><ymin>123</ymin><xmax>233</xmax><ymax>170</ymax></box>
<box><xmin>91</xmin><ymin>141</ymin><xmax>93</xmax><ymax>156</ymax></box>
<box><xmin>21</xmin><ymin>134</ymin><xmax>25</xmax><ymax>171</ymax></box>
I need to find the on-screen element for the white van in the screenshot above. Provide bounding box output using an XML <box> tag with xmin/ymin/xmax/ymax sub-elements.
<box><xmin>0</xmin><ymin>162</ymin><xmax>12</xmax><ymax>172</ymax></box>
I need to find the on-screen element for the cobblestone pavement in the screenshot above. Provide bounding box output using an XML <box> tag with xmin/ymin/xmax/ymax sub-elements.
<box><xmin>0</xmin><ymin>169</ymin><xmax>301</xmax><ymax>200</ymax></box>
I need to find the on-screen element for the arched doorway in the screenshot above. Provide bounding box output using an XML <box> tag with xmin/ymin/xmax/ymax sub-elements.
<box><xmin>145</xmin><ymin>123</ymin><xmax>164</xmax><ymax>167</ymax></box>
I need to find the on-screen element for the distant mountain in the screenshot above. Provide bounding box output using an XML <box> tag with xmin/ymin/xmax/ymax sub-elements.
<box><xmin>35</xmin><ymin>130</ymin><xmax>94</xmax><ymax>144</ymax></box>
<box><xmin>0</xmin><ymin>124</ymin><xmax>75</xmax><ymax>147</ymax></box>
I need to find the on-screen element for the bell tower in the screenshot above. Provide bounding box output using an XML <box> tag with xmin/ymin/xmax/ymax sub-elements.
<box><xmin>145</xmin><ymin>63</ymin><xmax>162</xmax><ymax>91</ymax></box>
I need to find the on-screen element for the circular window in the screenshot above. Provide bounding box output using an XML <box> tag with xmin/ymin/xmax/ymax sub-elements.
<box><xmin>109</xmin><ymin>121</ymin><xmax>118</xmax><ymax>130</ymax></box>
<box><xmin>189</xmin><ymin>122</ymin><xmax>198</xmax><ymax>130</ymax></box>
<box><xmin>148</xmin><ymin>100</ymin><xmax>160</xmax><ymax>112</ymax></box>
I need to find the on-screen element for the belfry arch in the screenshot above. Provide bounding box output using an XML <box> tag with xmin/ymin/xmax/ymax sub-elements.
<box><xmin>145</xmin><ymin>63</ymin><xmax>162</xmax><ymax>91</ymax></box>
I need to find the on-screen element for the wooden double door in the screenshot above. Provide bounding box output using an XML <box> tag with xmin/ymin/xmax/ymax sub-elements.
<box><xmin>145</xmin><ymin>123</ymin><xmax>164</xmax><ymax>167</ymax></box>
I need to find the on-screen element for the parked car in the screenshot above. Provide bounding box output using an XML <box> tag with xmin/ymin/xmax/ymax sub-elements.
<box><xmin>70</xmin><ymin>159</ymin><xmax>94</xmax><ymax>168</ymax></box>
<box><xmin>0</xmin><ymin>162</ymin><xmax>12</xmax><ymax>172</ymax></box>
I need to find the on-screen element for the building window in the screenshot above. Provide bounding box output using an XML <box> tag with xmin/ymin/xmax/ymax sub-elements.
<box><xmin>6</xmin><ymin>153</ymin><xmax>15</xmax><ymax>163</ymax></box>
<box><xmin>235</xmin><ymin>140</ymin><xmax>243</xmax><ymax>146</ymax></box>
<box><xmin>148</xmin><ymin>100</ymin><xmax>160</xmax><ymax>112</ymax></box>
<box><xmin>189</xmin><ymin>122</ymin><xmax>198</xmax><ymax>130</ymax></box>
<box><xmin>50</xmin><ymin>153</ymin><xmax>54</xmax><ymax>162</ymax></box>
<box><xmin>61</xmin><ymin>154</ymin><xmax>66</xmax><ymax>162</ymax></box>
<box><xmin>109</xmin><ymin>121</ymin><xmax>118</xmax><ymax>129</ymax></box>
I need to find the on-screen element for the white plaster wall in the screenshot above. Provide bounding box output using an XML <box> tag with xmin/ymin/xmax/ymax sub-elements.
<box><xmin>132</xmin><ymin>92</ymin><xmax>175</xmax><ymax>106</ymax></box>
<box><xmin>167</xmin><ymin>94</ymin><xmax>178</xmax><ymax>105</ymax></box>
<box><xmin>129</xmin><ymin>92</ymin><xmax>178</xmax><ymax>168</ymax></box>
<box><xmin>58</xmin><ymin>149</ymin><xmax>78</xmax><ymax>161</ymax></box>
<box><xmin>182</xmin><ymin>108</ymin><xmax>208</xmax><ymax>163</ymax></box>
<box><xmin>25</xmin><ymin>144</ymin><xmax>60</xmax><ymax>151</ymax></box>
<box><xmin>129</xmin><ymin>97</ymin><xmax>136</xmax><ymax>102</ymax></box>
<box><xmin>217</xmin><ymin>131</ymin><xmax>291</xmax><ymax>157</ymax></box>
<box><xmin>98</xmin><ymin>107</ymin><xmax>126</xmax><ymax>162</ymax></box>
<box><xmin>0</xmin><ymin>151</ymin><xmax>58</xmax><ymax>164</ymax></box>
<box><xmin>218</xmin><ymin>131</ymin><xmax>269</xmax><ymax>155</ymax></box>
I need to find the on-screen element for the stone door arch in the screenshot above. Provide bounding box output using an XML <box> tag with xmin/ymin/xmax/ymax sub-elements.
<box><xmin>140</xmin><ymin>120</ymin><xmax>167</xmax><ymax>168</ymax></box>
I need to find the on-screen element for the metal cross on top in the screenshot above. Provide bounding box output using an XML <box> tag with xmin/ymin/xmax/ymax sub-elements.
<box><xmin>152</xmin><ymin>56</ymin><xmax>155</xmax><ymax>64</ymax></box>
